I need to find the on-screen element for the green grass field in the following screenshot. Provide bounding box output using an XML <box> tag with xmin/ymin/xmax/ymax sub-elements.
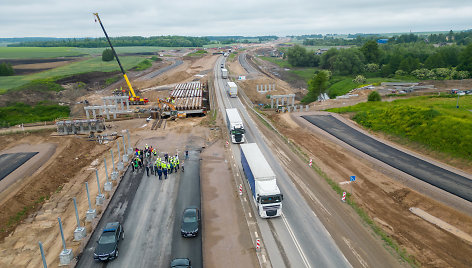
<box><xmin>327</xmin><ymin>76</ymin><xmax>418</xmax><ymax>98</ymax></box>
<box><xmin>0</xmin><ymin>46</ymin><xmax>189</xmax><ymax>59</ymax></box>
<box><xmin>0</xmin><ymin>47</ymin><xmax>85</xmax><ymax>59</ymax></box>
<box><xmin>0</xmin><ymin>56</ymin><xmax>145</xmax><ymax>93</ymax></box>
<box><xmin>0</xmin><ymin>102</ymin><xmax>70</xmax><ymax>127</ymax></box>
<box><xmin>328</xmin><ymin>95</ymin><xmax>472</xmax><ymax>160</ymax></box>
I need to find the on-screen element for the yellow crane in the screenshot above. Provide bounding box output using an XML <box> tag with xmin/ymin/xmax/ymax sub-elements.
<box><xmin>93</xmin><ymin>13</ymin><xmax>148</xmax><ymax>105</ymax></box>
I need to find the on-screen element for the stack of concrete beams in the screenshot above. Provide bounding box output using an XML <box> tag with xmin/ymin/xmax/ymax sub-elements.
<box><xmin>163</xmin><ymin>81</ymin><xmax>203</xmax><ymax>111</ymax></box>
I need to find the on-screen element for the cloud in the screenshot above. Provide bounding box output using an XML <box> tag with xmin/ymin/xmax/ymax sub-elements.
<box><xmin>0</xmin><ymin>0</ymin><xmax>471</xmax><ymax>37</ymax></box>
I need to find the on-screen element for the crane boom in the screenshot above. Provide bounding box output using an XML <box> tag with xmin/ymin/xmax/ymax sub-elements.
<box><xmin>93</xmin><ymin>13</ymin><xmax>139</xmax><ymax>99</ymax></box>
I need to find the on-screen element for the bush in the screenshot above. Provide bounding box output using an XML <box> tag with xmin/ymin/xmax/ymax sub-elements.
<box><xmin>368</xmin><ymin>91</ymin><xmax>381</xmax><ymax>102</ymax></box>
<box><xmin>102</xmin><ymin>48</ymin><xmax>114</xmax><ymax>62</ymax></box>
<box><xmin>135</xmin><ymin>59</ymin><xmax>152</xmax><ymax>71</ymax></box>
<box><xmin>365</xmin><ymin>63</ymin><xmax>380</xmax><ymax>73</ymax></box>
<box><xmin>0</xmin><ymin>62</ymin><xmax>15</xmax><ymax>76</ymax></box>
<box><xmin>395</xmin><ymin>70</ymin><xmax>407</xmax><ymax>76</ymax></box>
<box><xmin>353</xmin><ymin>75</ymin><xmax>366</xmax><ymax>84</ymax></box>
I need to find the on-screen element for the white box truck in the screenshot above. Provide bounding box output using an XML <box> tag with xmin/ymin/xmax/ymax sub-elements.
<box><xmin>240</xmin><ymin>143</ymin><xmax>283</xmax><ymax>218</ymax></box>
<box><xmin>225</xmin><ymin>108</ymin><xmax>245</xmax><ymax>143</ymax></box>
<box><xmin>227</xmin><ymin>81</ymin><xmax>238</xmax><ymax>98</ymax></box>
<box><xmin>221</xmin><ymin>68</ymin><xmax>228</xmax><ymax>79</ymax></box>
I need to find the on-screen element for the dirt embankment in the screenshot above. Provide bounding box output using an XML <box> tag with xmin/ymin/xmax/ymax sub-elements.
<box><xmin>0</xmin><ymin>131</ymin><xmax>106</xmax><ymax>241</ymax></box>
<box><xmin>272</xmin><ymin>112</ymin><xmax>472</xmax><ymax>267</ymax></box>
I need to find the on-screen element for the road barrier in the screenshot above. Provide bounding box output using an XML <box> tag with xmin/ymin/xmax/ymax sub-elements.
<box><xmin>256</xmin><ymin>239</ymin><xmax>261</xmax><ymax>251</ymax></box>
<box><xmin>342</xmin><ymin>192</ymin><xmax>346</xmax><ymax>202</ymax></box>
<box><xmin>239</xmin><ymin>184</ymin><xmax>242</xmax><ymax>195</ymax></box>
<box><xmin>309</xmin><ymin>159</ymin><xmax>312</xmax><ymax>167</ymax></box>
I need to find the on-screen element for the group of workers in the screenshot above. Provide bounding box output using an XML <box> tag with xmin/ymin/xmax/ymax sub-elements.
<box><xmin>131</xmin><ymin>144</ymin><xmax>186</xmax><ymax>180</ymax></box>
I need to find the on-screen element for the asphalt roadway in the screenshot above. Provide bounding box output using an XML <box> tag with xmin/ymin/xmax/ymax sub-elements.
<box><xmin>76</xmin><ymin>150</ymin><xmax>202</xmax><ymax>268</ymax></box>
<box><xmin>238</xmin><ymin>53</ymin><xmax>258</xmax><ymax>74</ymax></box>
<box><xmin>214</xmin><ymin>56</ymin><xmax>351</xmax><ymax>268</ymax></box>
<box><xmin>136</xmin><ymin>59</ymin><xmax>184</xmax><ymax>81</ymax></box>
<box><xmin>0</xmin><ymin>152</ymin><xmax>38</xmax><ymax>181</ymax></box>
<box><xmin>302</xmin><ymin>114</ymin><xmax>472</xmax><ymax>203</ymax></box>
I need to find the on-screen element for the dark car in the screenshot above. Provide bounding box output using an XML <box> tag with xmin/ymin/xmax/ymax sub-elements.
<box><xmin>181</xmin><ymin>208</ymin><xmax>200</xmax><ymax>238</ymax></box>
<box><xmin>171</xmin><ymin>258</ymin><xmax>192</xmax><ymax>268</ymax></box>
<box><xmin>93</xmin><ymin>222</ymin><xmax>124</xmax><ymax>261</ymax></box>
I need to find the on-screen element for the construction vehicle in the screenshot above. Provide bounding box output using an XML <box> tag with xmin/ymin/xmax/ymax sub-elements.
<box><xmin>156</xmin><ymin>98</ymin><xmax>186</xmax><ymax>120</ymax></box>
<box><xmin>93</xmin><ymin>13</ymin><xmax>148</xmax><ymax>105</ymax></box>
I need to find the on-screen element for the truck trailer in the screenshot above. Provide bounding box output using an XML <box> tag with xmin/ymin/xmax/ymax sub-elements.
<box><xmin>227</xmin><ymin>81</ymin><xmax>238</xmax><ymax>98</ymax></box>
<box><xmin>240</xmin><ymin>143</ymin><xmax>283</xmax><ymax>218</ymax></box>
<box><xmin>225</xmin><ymin>108</ymin><xmax>245</xmax><ymax>143</ymax></box>
<box><xmin>221</xmin><ymin>68</ymin><xmax>228</xmax><ymax>79</ymax></box>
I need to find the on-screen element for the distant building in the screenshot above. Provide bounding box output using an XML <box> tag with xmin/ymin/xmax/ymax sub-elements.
<box><xmin>315</xmin><ymin>48</ymin><xmax>329</xmax><ymax>55</ymax></box>
<box><xmin>377</xmin><ymin>39</ymin><xmax>388</xmax><ymax>44</ymax></box>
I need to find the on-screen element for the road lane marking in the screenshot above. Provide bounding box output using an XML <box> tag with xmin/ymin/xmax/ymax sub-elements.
<box><xmin>343</xmin><ymin>237</ymin><xmax>368</xmax><ymax>268</ymax></box>
<box><xmin>262</xmin><ymin>255</ymin><xmax>266</xmax><ymax>263</ymax></box>
<box><xmin>287</xmin><ymin>169</ymin><xmax>332</xmax><ymax>216</ymax></box>
<box><xmin>255</xmin><ymin>231</ymin><xmax>259</xmax><ymax>238</ymax></box>
<box><xmin>244</xmin><ymin>197</ymin><xmax>247</xmax><ymax>202</ymax></box>
<box><xmin>248</xmin><ymin>212</ymin><xmax>252</xmax><ymax>218</ymax></box>
<box><xmin>281</xmin><ymin>214</ymin><xmax>312</xmax><ymax>268</ymax></box>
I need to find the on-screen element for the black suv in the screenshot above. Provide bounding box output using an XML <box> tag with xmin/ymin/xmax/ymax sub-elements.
<box><xmin>93</xmin><ymin>222</ymin><xmax>124</xmax><ymax>261</ymax></box>
<box><xmin>180</xmin><ymin>208</ymin><xmax>200</xmax><ymax>238</ymax></box>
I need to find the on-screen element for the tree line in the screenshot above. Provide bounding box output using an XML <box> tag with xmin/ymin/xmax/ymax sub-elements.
<box><xmin>300</xmin><ymin>30</ymin><xmax>472</xmax><ymax>47</ymax></box>
<box><xmin>8</xmin><ymin>36</ymin><xmax>211</xmax><ymax>48</ymax></box>
<box><xmin>286</xmin><ymin>41</ymin><xmax>472</xmax><ymax>79</ymax></box>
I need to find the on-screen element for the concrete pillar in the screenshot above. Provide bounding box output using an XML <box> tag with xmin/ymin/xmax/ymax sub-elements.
<box><xmin>265</xmin><ymin>84</ymin><xmax>267</xmax><ymax>92</ymax></box>
<box><xmin>73</xmin><ymin>198</ymin><xmax>86</xmax><ymax>241</ymax></box>
<box><xmin>92</xmin><ymin>109</ymin><xmax>96</xmax><ymax>119</ymax></box>
<box><xmin>256</xmin><ymin>85</ymin><xmax>259</xmax><ymax>92</ymax></box>
<box><xmin>126</xmin><ymin>98</ymin><xmax>130</xmax><ymax>111</ymax></box>
<box><xmin>58</xmin><ymin>217</ymin><xmax>73</xmax><ymax>265</ymax></box>
<box><xmin>104</xmin><ymin>158</ymin><xmax>112</xmax><ymax>192</ymax></box>
<box><xmin>95</xmin><ymin>170</ymin><xmax>105</xmax><ymax>206</ymax></box>
<box><xmin>85</xmin><ymin>182</ymin><xmax>96</xmax><ymax>222</ymax></box>
<box><xmin>126</xmin><ymin>130</ymin><xmax>133</xmax><ymax>155</ymax></box>
<box><xmin>276</xmin><ymin>98</ymin><xmax>279</xmax><ymax>107</ymax></box>
<box><xmin>292</xmin><ymin>96</ymin><xmax>295</xmax><ymax>106</ymax></box>
<box><xmin>85</xmin><ymin>109</ymin><xmax>90</xmax><ymax>120</ymax></box>
<box><xmin>122</xmin><ymin>137</ymin><xmax>128</xmax><ymax>162</ymax></box>
<box><xmin>273</xmin><ymin>84</ymin><xmax>276</xmax><ymax>91</ymax></box>
<box><xmin>281</xmin><ymin>97</ymin><xmax>285</xmax><ymax>106</ymax></box>
<box><xmin>271</xmin><ymin>98</ymin><xmax>274</xmax><ymax>108</ymax></box>
<box><xmin>117</xmin><ymin>142</ymin><xmax>124</xmax><ymax>171</ymax></box>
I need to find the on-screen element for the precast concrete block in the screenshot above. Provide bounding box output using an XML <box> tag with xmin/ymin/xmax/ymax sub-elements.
<box><xmin>59</xmin><ymin>249</ymin><xmax>73</xmax><ymax>266</ymax></box>
<box><xmin>117</xmin><ymin>162</ymin><xmax>124</xmax><ymax>171</ymax></box>
<box><xmin>104</xmin><ymin>181</ymin><xmax>113</xmax><ymax>192</ymax></box>
<box><xmin>96</xmin><ymin>194</ymin><xmax>105</xmax><ymax>206</ymax></box>
<box><xmin>123</xmin><ymin>154</ymin><xmax>128</xmax><ymax>162</ymax></box>
<box><xmin>127</xmin><ymin>148</ymin><xmax>133</xmax><ymax>155</ymax></box>
<box><xmin>86</xmin><ymin>209</ymin><xmax>96</xmax><ymax>222</ymax></box>
<box><xmin>111</xmin><ymin>171</ymin><xmax>118</xmax><ymax>181</ymax></box>
<box><xmin>74</xmin><ymin>226</ymin><xmax>86</xmax><ymax>241</ymax></box>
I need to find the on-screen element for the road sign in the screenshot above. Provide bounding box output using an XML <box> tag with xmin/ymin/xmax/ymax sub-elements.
<box><xmin>350</xmin><ymin>175</ymin><xmax>356</xmax><ymax>181</ymax></box>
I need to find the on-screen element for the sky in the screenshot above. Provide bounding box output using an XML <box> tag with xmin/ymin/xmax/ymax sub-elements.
<box><xmin>1</xmin><ymin>0</ymin><xmax>472</xmax><ymax>38</ymax></box>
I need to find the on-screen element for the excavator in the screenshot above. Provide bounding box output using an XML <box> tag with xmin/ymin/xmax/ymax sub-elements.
<box><xmin>93</xmin><ymin>13</ymin><xmax>148</xmax><ymax>105</ymax></box>
<box><xmin>156</xmin><ymin>97</ymin><xmax>186</xmax><ymax>119</ymax></box>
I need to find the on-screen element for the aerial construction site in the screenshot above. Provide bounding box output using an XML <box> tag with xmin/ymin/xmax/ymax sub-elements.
<box><xmin>1</xmin><ymin>11</ymin><xmax>472</xmax><ymax>268</ymax></box>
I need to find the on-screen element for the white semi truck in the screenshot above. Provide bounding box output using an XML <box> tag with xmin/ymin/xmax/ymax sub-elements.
<box><xmin>240</xmin><ymin>143</ymin><xmax>283</xmax><ymax>218</ymax></box>
<box><xmin>221</xmin><ymin>68</ymin><xmax>228</xmax><ymax>79</ymax></box>
<box><xmin>227</xmin><ymin>81</ymin><xmax>238</xmax><ymax>98</ymax></box>
<box><xmin>225</xmin><ymin>108</ymin><xmax>245</xmax><ymax>143</ymax></box>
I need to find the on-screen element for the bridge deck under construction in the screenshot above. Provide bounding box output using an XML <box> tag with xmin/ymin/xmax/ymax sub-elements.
<box><xmin>161</xmin><ymin>81</ymin><xmax>207</xmax><ymax>115</ymax></box>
